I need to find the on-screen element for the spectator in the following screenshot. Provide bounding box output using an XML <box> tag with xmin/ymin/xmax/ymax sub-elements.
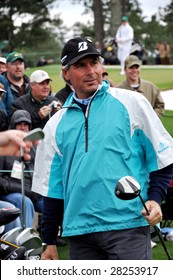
<box><xmin>0</xmin><ymin>75</ymin><xmax>14</xmax><ymax>116</ymax></box>
<box><xmin>117</xmin><ymin>55</ymin><xmax>165</xmax><ymax>118</ymax></box>
<box><xmin>55</xmin><ymin>72</ymin><xmax>74</xmax><ymax>105</ymax></box>
<box><xmin>2</xmin><ymin>51</ymin><xmax>30</xmax><ymax>100</ymax></box>
<box><xmin>0</xmin><ymin>83</ymin><xmax>8</xmax><ymax>131</ymax></box>
<box><xmin>158</xmin><ymin>41</ymin><xmax>170</xmax><ymax>65</ymax></box>
<box><xmin>0</xmin><ymin>109</ymin><xmax>43</xmax><ymax>228</ymax></box>
<box><xmin>9</xmin><ymin>70</ymin><xmax>61</xmax><ymax>129</ymax></box>
<box><xmin>55</xmin><ymin>83</ymin><xmax>73</xmax><ymax>105</ymax></box>
<box><xmin>115</xmin><ymin>16</ymin><xmax>134</xmax><ymax>75</ymax></box>
<box><xmin>154</xmin><ymin>43</ymin><xmax>161</xmax><ymax>65</ymax></box>
<box><xmin>32</xmin><ymin>37</ymin><xmax>173</xmax><ymax>260</ymax></box>
<box><xmin>36</xmin><ymin>56</ymin><xmax>48</xmax><ymax>67</ymax></box>
<box><xmin>0</xmin><ymin>57</ymin><xmax>6</xmax><ymax>74</ymax></box>
<box><xmin>102</xmin><ymin>66</ymin><xmax>116</xmax><ymax>87</ymax></box>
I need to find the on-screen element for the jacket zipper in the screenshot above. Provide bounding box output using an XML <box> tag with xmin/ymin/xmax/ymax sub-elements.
<box><xmin>84</xmin><ymin>91</ymin><xmax>98</xmax><ymax>153</ymax></box>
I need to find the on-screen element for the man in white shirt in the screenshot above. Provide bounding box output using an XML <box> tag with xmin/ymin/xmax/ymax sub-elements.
<box><xmin>115</xmin><ymin>16</ymin><xmax>134</xmax><ymax>75</ymax></box>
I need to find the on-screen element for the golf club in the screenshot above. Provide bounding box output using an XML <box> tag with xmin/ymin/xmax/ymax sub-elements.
<box><xmin>20</xmin><ymin>128</ymin><xmax>45</xmax><ymax>229</ymax></box>
<box><xmin>115</xmin><ymin>176</ymin><xmax>172</xmax><ymax>260</ymax></box>
<box><xmin>1</xmin><ymin>227</ymin><xmax>23</xmax><ymax>244</ymax></box>
<box><xmin>19</xmin><ymin>235</ymin><xmax>42</xmax><ymax>249</ymax></box>
<box><xmin>15</xmin><ymin>228</ymin><xmax>40</xmax><ymax>246</ymax></box>
<box><xmin>24</xmin><ymin>243</ymin><xmax>47</xmax><ymax>260</ymax></box>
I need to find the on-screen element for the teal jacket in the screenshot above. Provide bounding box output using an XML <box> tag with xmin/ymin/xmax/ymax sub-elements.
<box><xmin>32</xmin><ymin>82</ymin><xmax>173</xmax><ymax>237</ymax></box>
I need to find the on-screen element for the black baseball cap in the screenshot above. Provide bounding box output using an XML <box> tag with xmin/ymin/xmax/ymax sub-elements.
<box><xmin>61</xmin><ymin>37</ymin><xmax>101</xmax><ymax>66</ymax></box>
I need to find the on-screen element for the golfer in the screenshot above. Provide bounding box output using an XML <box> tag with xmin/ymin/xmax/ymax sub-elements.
<box><xmin>32</xmin><ymin>37</ymin><xmax>173</xmax><ymax>260</ymax></box>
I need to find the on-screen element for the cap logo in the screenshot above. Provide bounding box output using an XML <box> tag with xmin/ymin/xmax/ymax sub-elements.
<box><xmin>78</xmin><ymin>42</ymin><xmax>88</xmax><ymax>52</ymax></box>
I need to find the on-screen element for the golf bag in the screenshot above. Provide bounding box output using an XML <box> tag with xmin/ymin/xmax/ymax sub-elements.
<box><xmin>0</xmin><ymin>202</ymin><xmax>46</xmax><ymax>260</ymax></box>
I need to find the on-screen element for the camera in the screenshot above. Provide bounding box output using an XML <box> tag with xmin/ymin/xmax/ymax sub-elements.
<box><xmin>49</xmin><ymin>101</ymin><xmax>59</xmax><ymax>109</ymax></box>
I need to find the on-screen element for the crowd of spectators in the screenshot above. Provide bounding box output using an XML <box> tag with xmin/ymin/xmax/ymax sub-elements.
<box><xmin>0</xmin><ymin>51</ymin><xmax>66</xmax><ymax>246</ymax></box>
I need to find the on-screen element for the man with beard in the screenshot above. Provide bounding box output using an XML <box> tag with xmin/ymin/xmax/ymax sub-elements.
<box><xmin>2</xmin><ymin>51</ymin><xmax>30</xmax><ymax>100</ymax></box>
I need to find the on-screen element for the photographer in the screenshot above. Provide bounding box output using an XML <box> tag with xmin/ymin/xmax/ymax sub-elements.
<box><xmin>9</xmin><ymin>70</ymin><xmax>62</xmax><ymax>129</ymax></box>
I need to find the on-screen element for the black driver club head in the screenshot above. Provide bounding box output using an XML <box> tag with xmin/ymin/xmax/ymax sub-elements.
<box><xmin>115</xmin><ymin>176</ymin><xmax>141</xmax><ymax>200</ymax></box>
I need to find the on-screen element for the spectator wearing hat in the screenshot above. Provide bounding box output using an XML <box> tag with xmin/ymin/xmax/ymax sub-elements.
<box><xmin>9</xmin><ymin>70</ymin><xmax>61</xmax><ymax>129</ymax></box>
<box><xmin>115</xmin><ymin>16</ymin><xmax>134</xmax><ymax>75</ymax></box>
<box><xmin>117</xmin><ymin>55</ymin><xmax>165</xmax><ymax>118</ymax></box>
<box><xmin>0</xmin><ymin>109</ymin><xmax>43</xmax><ymax>228</ymax></box>
<box><xmin>2</xmin><ymin>51</ymin><xmax>30</xmax><ymax>100</ymax></box>
<box><xmin>102</xmin><ymin>66</ymin><xmax>116</xmax><ymax>87</ymax></box>
<box><xmin>0</xmin><ymin>57</ymin><xmax>7</xmax><ymax>74</ymax></box>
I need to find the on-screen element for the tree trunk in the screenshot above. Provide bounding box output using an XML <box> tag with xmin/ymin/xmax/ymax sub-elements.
<box><xmin>109</xmin><ymin>0</ymin><xmax>122</xmax><ymax>37</ymax></box>
<box><xmin>92</xmin><ymin>0</ymin><xmax>105</xmax><ymax>49</ymax></box>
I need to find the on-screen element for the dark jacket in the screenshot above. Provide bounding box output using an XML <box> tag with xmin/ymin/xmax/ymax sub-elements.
<box><xmin>0</xmin><ymin>110</ymin><xmax>40</xmax><ymax>203</ymax></box>
<box><xmin>0</xmin><ymin>75</ymin><xmax>14</xmax><ymax>115</ymax></box>
<box><xmin>0</xmin><ymin>109</ymin><xmax>8</xmax><ymax>131</ymax></box>
<box><xmin>2</xmin><ymin>72</ymin><xmax>30</xmax><ymax>100</ymax></box>
<box><xmin>55</xmin><ymin>83</ymin><xmax>73</xmax><ymax>105</ymax></box>
<box><xmin>9</xmin><ymin>92</ymin><xmax>59</xmax><ymax>129</ymax></box>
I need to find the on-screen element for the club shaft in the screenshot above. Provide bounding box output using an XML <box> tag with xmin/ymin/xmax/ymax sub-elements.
<box><xmin>20</xmin><ymin>146</ymin><xmax>26</xmax><ymax>229</ymax></box>
<box><xmin>154</xmin><ymin>225</ymin><xmax>172</xmax><ymax>260</ymax></box>
<box><xmin>139</xmin><ymin>194</ymin><xmax>172</xmax><ymax>259</ymax></box>
<box><xmin>139</xmin><ymin>194</ymin><xmax>150</xmax><ymax>215</ymax></box>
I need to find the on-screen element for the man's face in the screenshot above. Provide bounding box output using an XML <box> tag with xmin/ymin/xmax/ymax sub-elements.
<box><xmin>15</xmin><ymin>122</ymin><xmax>30</xmax><ymax>132</ymax></box>
<box><xmin>125</xmin><ymin>65</ymin><xmax>140</xmax><ymax>82</ymax></box>
<box><xmin>0</xmin><ymin>62</ymin><xmax>6</xmax><ymax>74</ymax></box>
<box><xmin>6</xmin><ymin>59</ymin><xmax>25</xmax><ymax>81</ymax></box>
<box><xmin>62</xmin><ymin>56</ymin><xmax>102</xmax><ymax>98</ymax></box>
<box><xmin>30</xmin><ymin>79</ymin><xmax>51</xmax><ymax>101</ymax></box>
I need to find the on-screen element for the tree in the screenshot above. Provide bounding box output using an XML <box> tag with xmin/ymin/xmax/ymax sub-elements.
<box><xmin>68</xmin><ymin>0</ymin><xmax>145</xmax><ymax>50</ymax></box>
<box><xmin>162</xmin><ymin>1</ymin><xmax>173</xmax><ymax>44</ymax></box>
<box><xmin>0</xmin><ymin>0</ymin><xmax>64</xmax><ymax>60</ymax></box>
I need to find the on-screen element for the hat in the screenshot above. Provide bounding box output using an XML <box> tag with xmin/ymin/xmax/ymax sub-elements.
<box><xmin>0</xmin><ymin>57</ymin><xmax>6</xmax><ymax>64</ymax></box>
<box><xmin>125</xmin><ymin>55</ymin><xmax>141</xmax><ymax>68</ymax></box>
<box><xmin>9</xmin><ymin>110</ymin><xmax>32</xmax><ymax>129</ymax></box>
<box><xmin>61</xmin><ymin>37</ymin><xmax>100</xmax><ymax>66</ymax></box>
<box><xmin>0</xmin><ymin>82</ymin><xmax>6</xmax><ymax>93</ymax></box>
<box><xmin>30</xmin><ymin>70</ymin><xmax>52</xmax><ymax>83</ymax></box>
<box><xmin>14</xmin><ymin>111</ymin><xmax>32</xmax><ymax>125</ymax></box>
<box><xmin>6</xmin><ymin>51</ymin><xmax>24</xmax><ymax>63</ymax></box>
<box><xmin>122</xmin><ymin>16</ymin><xmax>128</xmax><ymax>22</ymax></box>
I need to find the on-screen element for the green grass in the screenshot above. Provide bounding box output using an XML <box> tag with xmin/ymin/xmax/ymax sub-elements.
<box><xmin>25</xmin><ymin>64</ymin><xmax>173</xmax><ymax>93</ymax></box>
<box><xmin>162</xmin><ymin>111</ymin><xmax>173</xmax><ymax>136</ymax></box>
<box><xmin>152</xmin><ymin>241</ymin><xmax>173</xmax><ymax>260</ymax></box>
